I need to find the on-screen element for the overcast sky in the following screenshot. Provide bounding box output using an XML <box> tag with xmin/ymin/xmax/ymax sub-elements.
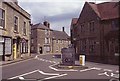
<box><xmin>17</xmin><ymin>0</ymin><xmax>113</xmax><ymax>35</ymax></box>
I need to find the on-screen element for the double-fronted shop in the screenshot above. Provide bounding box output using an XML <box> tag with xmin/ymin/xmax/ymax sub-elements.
<box><xmin>0</xmin><ymin>36</ymin><xmax>29</xmax><ymax>61</ymax></box>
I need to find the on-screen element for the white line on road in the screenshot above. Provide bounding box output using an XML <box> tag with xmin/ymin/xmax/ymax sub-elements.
<box><xmin>42</xmin><ymin>73</ymin><xmax>67</xmax><ymax>80</ymax></box>
<box><xmin>2</xmin><ymin>58</ymin><xmax>34</xmax><ymax>67</ymax></box>
<box><xmin>80</xmin><ymin>67</ymin><xmax>101</xmax><ymax>72</ymax></box>
<box><xmin>49</xmin><ymin>63</ymin><xmax>78</xmax><ymax>72</ymax></box>
<box><xmin>98</xmin><ymin>72</ymin><xmax>110</xmax><ymax>76</ymax></box>
<box><xmin>18</xmin><ymin>76</ymin><xmax>24</xmax><ymax>80</ymax></box>
<box><xmin>38</xmin><ymin>70</ymin><xmax>60</xmax><ymax>76</ymax></box>
<box><xmin>103</xmin><ymin>69</ymin><xmax>113</xmax><ymax>72</ymax></box>
<box><xmin>9</xmin><ymin>69</ymin><xmax>39</xmax><ymax>79</ymax></box>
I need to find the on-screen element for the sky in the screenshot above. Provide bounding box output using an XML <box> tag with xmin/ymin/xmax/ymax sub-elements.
<box><xmin>17</xmin><ymin>0</ymin><xmax>114</xmax><ymax>35</ymax></box>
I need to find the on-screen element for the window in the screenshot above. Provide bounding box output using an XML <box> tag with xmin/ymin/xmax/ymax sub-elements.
<box><xmin>89</xmin><ymin>21</ymin><xmax>94</xmax><ymax>32</ymax></box>
<box><xmin>14</xmin><ymin>16</ymin><xmax>18</xmax><ymax>32</ymax></box>
<box><xmin>45</xmin><ymin>30</ymin><xmax>49</xmax><ymax>36</ymax></box>
<box><xmin>0</xmin><ymin>8</ymin><xmax>5</xmax><ymax>28</ymax></box>
<box><xmin>20</xmin><ymin>40</ymin><xmax>28</xmax><ymax>53</ymax></box>
<box><xmin>60</xmin><ymin>40</ymin><xmax>62</xmax><ymax>43</ymax></box>
<box><xmin>89</xmin><ymin>40</ymin><xmax>95</xmax><ymax>53</ymax></box>
<box><xmin>80</xmin><ymin>40</ymin><xmax>86</xmax><ymax>52</ymax></box>
<box><xmin>56</xmin><ymin>40</ymin><xmax>58</xmax><ymax>43</ymax></box>
<box><xmin>45</xmin><ymin>38</ymin><xmax>49</xmax><ymax>44</ymax></box>
<box><xmin>31</xmin><ymin>39</ymin><xmax>33</xmax><ymax>43</ymax></box>
<box><xmin>23</xmin><ymin>22</ymin><xmax>26</xmax><ymax>35</ymax></box>
<box><xmin>80</xmin><ymin>24</ymin><xmax>84</xmax><ymax>32</ymax></box>
<box><xmin>112</xmin><ymin>19</ymin><xmax>119</xmax><ymax>28</ymax></box>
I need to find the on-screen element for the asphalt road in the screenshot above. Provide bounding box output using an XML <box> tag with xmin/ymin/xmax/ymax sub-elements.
<box><xmin>2</xmin><ymin>54</ymin><xmax>119</xmax><ymax>81</ymax></box>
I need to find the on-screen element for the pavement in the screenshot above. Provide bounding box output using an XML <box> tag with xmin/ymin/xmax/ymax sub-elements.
<box><xmin>0</xmin><ymin>53</ymin><xmax>37</xmax><ymax>66</ymax></box>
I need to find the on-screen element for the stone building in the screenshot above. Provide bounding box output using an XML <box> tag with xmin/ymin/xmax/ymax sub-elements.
<box><xmin>31</xmin><ymin>21</ymin><xmax>70</xmax><ymax>54</ymax></box>
<box><xmin>71</xmin><ymin>2</ymin><xmax>119</xmax><ymax>65</ymax></box>
<box><xmin>31</xmin><ymin>21</ymin><xmax>52</xmax><ymax>54</ymax></box>
<box><xmin>52</xmin><ymin>27</ymin><xmax>70</xmax><ymax>54</ymax></box>
<box><xmin>0</xmin><ymin>1</ymin><xmax>31</xmax><ymax>61</ymax></box>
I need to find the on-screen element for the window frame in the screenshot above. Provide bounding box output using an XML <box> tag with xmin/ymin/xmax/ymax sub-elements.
<box><xmin>14</xmin><ymin>16</ymin><xmax>19</xmax><ymax>32</ymax></box>
<box><xmin>0</xmin><ymin>8</ymin><xmax>5</xmax><ymax>28</ymax></box>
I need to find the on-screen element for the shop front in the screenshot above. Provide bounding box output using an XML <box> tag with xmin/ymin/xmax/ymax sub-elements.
<box><xmin>0</xmin><ymin>36</ymin><xmax>12</xmax><ymax>61</ymax></box>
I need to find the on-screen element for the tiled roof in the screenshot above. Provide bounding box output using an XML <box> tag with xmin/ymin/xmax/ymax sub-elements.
<box><xmin>31</xmin><ymin>23</ymin><xmax>50</xmax><ymax>30</ymax></box>
<box><xmin>52</xmin><ymin>30</ymin><xmax>69</xmax><ymax>40</ymax></box>
<box><xmin>71</xmin><ymin>18</ymin><xmax>78</xmax><ymax>25</ymax></box>
<box><xmin>88</xmin><ymin>2</ymin><xmax>119</xmax><ymax>20</ymax></box>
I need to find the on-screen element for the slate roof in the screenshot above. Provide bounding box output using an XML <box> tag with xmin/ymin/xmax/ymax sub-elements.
<box><xmin>88</xmin><ymin>2</ymin><xmax>119</xmax><ymax>20</ymax></box>
<box><xmin>52</xmin><ymin>30</ymin><xmax>70</xmax><ymax>40</ymax></box>
<box><xmin>31</xmin><ymin>23</ymin><xmax>50</xmax><ymax>30</ymax></box>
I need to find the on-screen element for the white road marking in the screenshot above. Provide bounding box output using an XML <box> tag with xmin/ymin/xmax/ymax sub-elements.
<box><xmin>42</xmin><ymin>73</ymin><xmax>67</xmax><ymax>80</ymax></box>
<box><xmin>2</xmin><ymin>58</ymin><xmax>34</xmax><ymax>67</ymax></box>
<box><xmin>49</xmin><ymin>63</ymin><xmax>78</xmax><ymax>72</ymax></box>
<box><xmin>49</xmin><ymin>61</ymin><xmax>52</xmax><ymax>63</ymax></box>
<box><xmin>103</xmin><ymin>69</ymin><xmax>112</xmax><ymax>72</ymax></box>
<box><xmin>116</xmin><ymin>70</ymin><xmax>119</xmax><ymax>73</ymax></box>
<box><xmin>18</xmin><ymin>76</ymin><xmax>24</xmax><ymax>80</ymax></box>
<box><xmin>98</xmin><ymin>72</ymin><xmax>110</xmax><ymax>77</ymax></box>
<box><xmin>9</xmin><ymin>69</ymin><xmax>64</xmax><ymax>80</ymax></box>
<box><xmin>38</xmin><ymin>71</ymin><xmax>59</xmax><ymax>76</ymax></box>
<box><xmin>9</xmin><ymin>69</ymin><xmax>39</xmax><ymax>79</ymax></box>
<box><xmin>111</xmin><ymin>73</ymin><xmax>119</xmax><ymax>78</ymax></box>
<box><xmin>80</xmin><ymin>67</ymin><xmax>101</xmax><ymax>72</ymax></box>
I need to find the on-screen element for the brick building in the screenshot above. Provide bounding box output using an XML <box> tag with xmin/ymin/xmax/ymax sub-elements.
<box><xmin>0</xmin><ymin>1</ymin><xmax>31</xmax><ymax>61</ymax></box>
<box><xmin>31</xmin><ymin>21</ymin><xmax>70</xmax><ymax>54</ymax></box>
<box><xmin>71</xmin><ymin>2</ymin><xmax>119</xmax><ymax>64</ymax></box>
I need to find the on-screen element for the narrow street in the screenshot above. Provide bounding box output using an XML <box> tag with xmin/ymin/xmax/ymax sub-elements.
<box><xmin>2</xmin><ymin>54</ymin><xmax>119</xmax><ymax>81</ymax></box>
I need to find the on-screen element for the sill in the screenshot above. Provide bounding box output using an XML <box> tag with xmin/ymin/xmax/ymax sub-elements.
<box><xmin>0</xmin><ymin>28</ymin><xmax>6</xmax><ymax>31</ymax></box>
<box><xmin>14</xmin><ymin>31</ymin><xmax>19</xmax><ymax>34</ymax></box>
<box><xmin>23</xmin><ymin>34</ymin><xmax>27</xmax><ymax>36</ymax></box>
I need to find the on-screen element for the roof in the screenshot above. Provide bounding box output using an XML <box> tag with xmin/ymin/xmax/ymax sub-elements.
<box><xmin>52</xmin><ymin>30</ymin><xmax>69</xmax><ymax>40</ymax></box>
<box><xmin>70</xmin><ymin>18</ymin><xmax>78</xmax><ymax>29</ymax></box>
<box><xmin>71</xmin><ymin>18</ymin><xmax>78</xmax><ymax>25</ymax></box>
<box><xmin>4</xmin><ymin>2</ymin><xmax>31</xmax><ymax>19</ymax></box>
<box><xmin>31</xmin><ymin>23</ymin><xmax>50</xmax><ymax>30</ymax></box>
<box><xmin>88</xmin><ymin>2</ymin><xmax>119</xmax><ymax>20</ymax></box>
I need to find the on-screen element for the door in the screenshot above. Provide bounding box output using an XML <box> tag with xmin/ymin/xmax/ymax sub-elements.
<box><xmin>13</xmin><ymin>39</ymin><xmax>17</xmax><ymax>59</ymax></box>
<box><xmin>0</xmin><ymin>43</ymin><xmax>3</xmax><ymax>61</ymax></box>
<box><xmin>39</xmin><ymin>47</ymin><xmax>43</xmax><ymax>54</ymax></box>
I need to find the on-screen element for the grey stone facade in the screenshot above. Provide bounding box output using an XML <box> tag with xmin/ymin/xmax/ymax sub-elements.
<box><xmin>0</xmin><ymin>1</ymin><xmax>31</xmax><ymax>61</ymax></box>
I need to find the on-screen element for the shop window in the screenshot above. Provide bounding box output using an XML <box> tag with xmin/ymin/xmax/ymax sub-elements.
<box><xmin>20</xmin><ymin>40</ymin><xmax>28</xmax><ymax>53</ymax></box>
<box><xmin>5</xmin><ymin>38</ymin><xmax>12</xmax><ymax>55</ymax></box>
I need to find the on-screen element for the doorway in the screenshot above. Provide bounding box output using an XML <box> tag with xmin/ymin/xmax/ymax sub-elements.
<box><xmin>39</xmin><ymin>47</ymin><xmax>43</xmax><ymax>54</ymax></box>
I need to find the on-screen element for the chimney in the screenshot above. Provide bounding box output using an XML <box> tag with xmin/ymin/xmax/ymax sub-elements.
<box><xmin>62</xmin><ymin>27</ymin><xmax>65</xmax><ymax>32</ymax></box>
<box><xmin>43</xmin><ymin>21</ymin><xmax>50</xmax><ymax>28</ymax></box>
